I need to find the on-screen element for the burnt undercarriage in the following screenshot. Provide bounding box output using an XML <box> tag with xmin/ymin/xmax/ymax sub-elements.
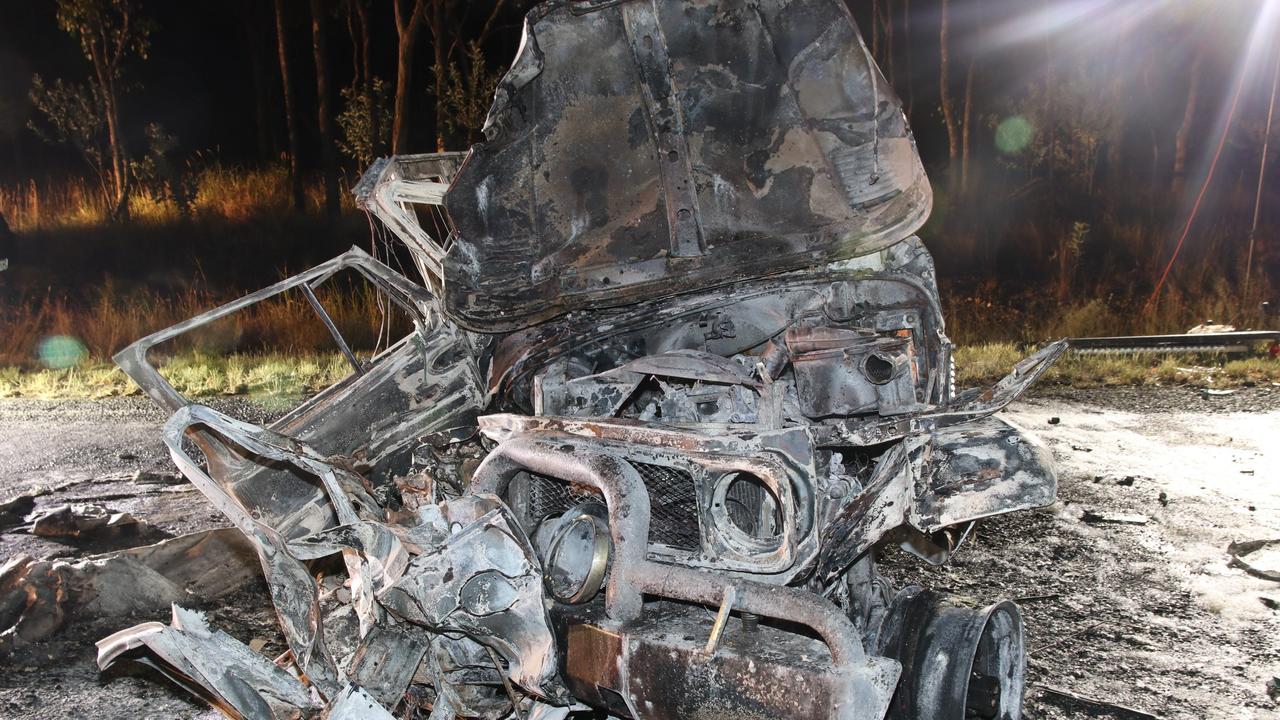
<box><xmin>97</xmin><ymin>1</ymin><xmax>1065</xmax><ymax>718</ymax></box>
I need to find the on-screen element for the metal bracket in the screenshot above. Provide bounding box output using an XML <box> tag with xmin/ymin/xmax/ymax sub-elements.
<box><xmin>704</xmin><ymin>585</ymin><xmax>737</xmax><ymax>655</ymax></box>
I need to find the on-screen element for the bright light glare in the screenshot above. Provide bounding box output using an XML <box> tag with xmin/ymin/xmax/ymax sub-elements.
<box><xmin>979</xmin><ymin>0</ymin><xmax>1168</xmax><ymax>53</ymax></box>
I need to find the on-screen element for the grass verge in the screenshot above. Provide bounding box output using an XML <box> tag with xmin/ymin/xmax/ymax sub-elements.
<box><xmin>0</xmin><ymin>346</ymin><xmax>1276</xmax><ymax>401</ymax></box>
<box><xmin>955</xmin><ymin>343</ymin><xmax>1280</xmax><ymax>389</ymax></box>
<box><xmin>0</xmin><ymin>352</ymin><xmax>351</xmax><ymax>401</ymax></box>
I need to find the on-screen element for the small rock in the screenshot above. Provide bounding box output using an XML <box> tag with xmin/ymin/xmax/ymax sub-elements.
<box><xmin>1268</xmin><ymin>677</ymin><xmax>1280</xmax><ymax>702</ymax></box>
<box><xmin>116</xmin><ymin>451</ymin><xmax>138</xmax><ymax>461</ymax></box>
<box><xmin>1117</xmin><ymin>476</ymin><xmax>1136</xmax><ymax>487</ymax></box>
<box><xmin>1158</xmin><ymin>491</ymin><xmax>1170</xmax><ymax>507</ymax></box>
<box><xmin>1259</xmin><ymin>596</ymin><xmax>1279</xmax><ymax>610</ymax></box>
<box><xmin>1071</xmin><ymin>445</ymin><xmax>1093</xmax><ymax>453</ymax></box>
<box><xmin>1047</xmin><ymin>417</ymin><xmax>1061</xmax><ymax>425</ymax></box>
<box><xmin>249</xmin><ymin>637</ymin><xmax>269</xmax><ymax>653</ymax></box>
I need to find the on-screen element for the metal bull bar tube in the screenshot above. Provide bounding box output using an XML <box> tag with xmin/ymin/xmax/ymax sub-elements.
<box><xmin>469</xmin><ymin>433</ymin><xmax>866</xmax><ymax>666</ymax></box>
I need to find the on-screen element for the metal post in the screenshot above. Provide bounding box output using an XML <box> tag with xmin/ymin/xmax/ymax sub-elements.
<box><xmin>302</xmin><ymin>282</ymin><xmax>365</xmax><ymax>375</ymax></box>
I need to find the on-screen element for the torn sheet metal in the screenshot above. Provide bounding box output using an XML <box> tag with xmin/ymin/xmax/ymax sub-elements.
<box><xmin>1</xmin><ymin>528</ymin><xmax>258</xmax><ymax>655</ymax></box>
<box><xmin>98</xmin><ymin>605</ymin><xmax>316</xmax><ymax>719</ymax></box>
<box><xmin>326</xmin><ymin>684</ymin><xmax>399</xmax><ymax>720</ymax></box>
<box><xmin>915</xmin><ymin>416</ymin><xmax>1058</xmax><ymax>532</ymax></box>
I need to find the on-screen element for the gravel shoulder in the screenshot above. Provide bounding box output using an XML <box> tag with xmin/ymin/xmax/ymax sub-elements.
<box><xmin>1</xmin><ymin>387</ymin><xmax>1278</xmax><ymax>719</ymax></box>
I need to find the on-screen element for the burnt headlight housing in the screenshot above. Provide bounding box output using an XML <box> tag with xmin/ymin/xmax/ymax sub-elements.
<box><xmin>701</xmin><ymin>464</ymin><xmax>798</xmax><ymax>572</ymax></box>
<box><xmin>711</xmin><ymin>471</ymin><xmax>784</xmax><ymax>553</ymax></box>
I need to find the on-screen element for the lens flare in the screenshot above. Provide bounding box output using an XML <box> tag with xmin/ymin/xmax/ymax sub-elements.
<box><xmin>995</xmin><ymin>116</ymin><xmax>1035</xmax><ymax>155</ymax></box>
<box><xmin>37</xmin><ymin>335</ymin><xmax>88</xmax><ymax>369</ymax></box>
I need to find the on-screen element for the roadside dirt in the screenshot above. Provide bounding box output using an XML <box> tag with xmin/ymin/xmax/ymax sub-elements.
<box><xmin>884</xmin><ymin>384</ymin><xmax>1280</xmax><ymax>720</ymax></box>
<box><xmin>0</xmin><ymin>386</ymin><xmax>1277</xmax><ymax>719</ymax></box>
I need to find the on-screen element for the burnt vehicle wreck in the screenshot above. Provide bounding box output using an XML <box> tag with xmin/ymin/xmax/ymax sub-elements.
<box><xmin>103</xmin><ymin>1</ymin><xmax>1066</xmax><ymax>718</ymax></box>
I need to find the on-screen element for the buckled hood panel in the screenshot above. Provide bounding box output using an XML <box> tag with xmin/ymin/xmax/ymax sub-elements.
<box><xmin>443</xmin><ymin>0</ymin><xmax>932</xmax><ymax>332</ymax></box>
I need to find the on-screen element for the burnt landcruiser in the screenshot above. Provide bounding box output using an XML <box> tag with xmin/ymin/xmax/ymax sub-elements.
<box><xmin>100</xmin><ymin>1</ymin><xmax>1065</xmax><ymax>718</ymax></box>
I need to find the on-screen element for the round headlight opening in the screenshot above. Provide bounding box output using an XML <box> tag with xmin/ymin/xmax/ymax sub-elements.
<box><xmin>719</xmin><ymin>472</ymin><xmax>782</xmax><ymax>544</ymax></box>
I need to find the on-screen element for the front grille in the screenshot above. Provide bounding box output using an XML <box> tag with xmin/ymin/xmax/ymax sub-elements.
<box><xmin>523</xmin><ymin>462</ymin><xmax>701</xmax><ymax>552</ymax></box>
<box><xmin>633</xmin><ymin>463</ymin><xmax>701</xmax><ymax>551</ymax></box>
<box><xmin>526</xmin><ymin>474</ymin><xmax>601</xmax><ymax>524</ymax></box>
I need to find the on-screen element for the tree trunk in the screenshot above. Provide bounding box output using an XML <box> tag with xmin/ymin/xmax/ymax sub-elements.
<box><xmin>960</xmin><ymin>56</ymin><xmax>975</xmax><ymax>196</ymax></box>
<box><xmin>89</xmin><ymin>51</ymin><xmax>129</xmax><ymax>221</ymax></box>
<box><xmin>104</xmin><ymin>77</ymin><xmax>129</xmax><ymax>220</ymax></box>
<box><xmin>1103</xmin><ymin>37</ymin><xmax>1130</xmax><ymax>197</ymax></box>
<box><xmin>902</xmin><ymin>0</ymin><xmax>912</xmax><ymax>120</ymax></box>
<box><xmin>311</xmin><ymin>0</ymin><xmax>339</xmax><ymax>217</ymax></box>
<box><xmin>1173</xmin><ymin>48</ymin><xmax>1204</xmax><ymax>198</ymax></box>
<box><xmin>431</xmin><ymin>0</ymin><xmax>447</xmax><ymax>152</ymax></box>
<box><xmin>353</xmin><ymin>0</ymin><xmax>378</xmax><ymax>157</ymax></box>
<box><xmin>275</xmin><ymin>0</ymin><xmax>306</xmax><ymax>211</ymax></box>
<box><xmin>880</xmin><ymin>0</ymin><xmax>894</xmax><ymax>86</ymax></box>
<box><xmin>871</xmin><ymin>0</ymin><xmax>880</xmax><ymax>60</ymax></box>
<box><xmin>86</xmin><ymin>16</ymin><xmax>131</xmax><ymax>222</ymax></box>
<box><xmin>938</xmin><ymin>0</ymin><xmax>959</xmax><ymax>196</ymax></box>
<box><xmin>392</xmin><ymin>0</ymin><xmax>426</xmax><ymax>155</ymax></box>
<box><xmin>245</xmin><ymin>17</ymin><xmax>275</xmax><ymax>163</ymax></box>
<box><xmin>1043</xmin><ymin>0</ymin><xmax>1057</xmax><ymax>186</ymax></box>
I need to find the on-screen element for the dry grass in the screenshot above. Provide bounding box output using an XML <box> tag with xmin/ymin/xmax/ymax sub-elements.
<box><xmin>0</xmin><ymin>283</ymin><xmax>409</xmax><ymax>368</ymax></box>
<box><xmin>3</xmin><ymin>170</ymin><xmax>1275</xmax><ymax>397</ymax></box>
<box><xmin>0</xmin><ymin>165</ymin><xmax>355</xmax><ymax>231</ymax></box>
<box><xmin>0</xmin><ymin>352</ymin><xmax>351</xmax><ymax>400</ymax></box>
<box><xmin>955</xmin><ymin>343</ymin><xmax>1280</xmax><ymax>389</ymax></box>
<box><xmin>943</xmin><ymin>290</ymin><xmax>1272</xmax><ymax>346</ymax></box>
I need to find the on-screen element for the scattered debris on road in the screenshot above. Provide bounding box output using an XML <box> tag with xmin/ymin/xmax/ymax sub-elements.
<box><xmin>0</xmin><ymin>493</ymin><xmax>35</xmax><ymax>526</ymax></box>
<box><xmin>0</xmin><ymin>528</ymin><xmax>258</xmax><ymax>656</ymax></box>
<box><xmin>30</xmin><ymin>504</ymin><xmax>158</xmax><ymax>541</ymax></box>
<box><xmin>1036</xmin><ymin>685</ymin><xmax>1159</xmax><ymax>719</ymax></box>
<box><xmin>1228</xmin><ymin>538</ymin><xmax>1280</xmax><ymax>582</ymax></box>
<box><xmin>1082</xmin><ymin>510</ymin><xmax>1151</xmax><ymax>526</ymax></box>
<box><xmin>129</xmin><ymin>468</ymin><xmax>184</xmax><ymax>486</ymax></box>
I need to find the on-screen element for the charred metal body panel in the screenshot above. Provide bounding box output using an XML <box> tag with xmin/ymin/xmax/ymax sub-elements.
<box><xmin>103</xmin><ymin>2</ymin><xmax>1062</xmax><ymax>719</ymax></box>
<box><xmin>446</xmin><ymin>0</ymin><xmax>931</xmax><ymax>330</ymax></box>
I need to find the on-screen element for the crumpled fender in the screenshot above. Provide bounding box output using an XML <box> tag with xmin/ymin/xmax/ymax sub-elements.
<box><xmin>816</xmin><ymin>416</ymin><xmax>1056</xmax><ymax>581</ymax></box>
<box><xmin>913</xmin><ymin>415</ymin><xmax>1057</xmax><ymax>533</ymax></box>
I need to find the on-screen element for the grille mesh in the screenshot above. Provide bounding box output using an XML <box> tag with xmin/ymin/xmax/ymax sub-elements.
<box><xmin>527</xmin><ymin>477</ymin><xmax>599</xmax><ymax>524</ymax></box>
<box><xmin>633</xmin><ymin>463</ymin><xmax>701</xmax><ymax>551</ymax></box>
<box><xmin>524</xmin><ymin>462</ymin><xmax>701</xmax><ymax>552</ymax></box>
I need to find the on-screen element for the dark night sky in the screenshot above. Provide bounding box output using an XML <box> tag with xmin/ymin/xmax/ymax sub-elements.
<box><xmin>3</xmin><ymin>2</ymin><xmax>249</xmax><ymax>175</ymax></box>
